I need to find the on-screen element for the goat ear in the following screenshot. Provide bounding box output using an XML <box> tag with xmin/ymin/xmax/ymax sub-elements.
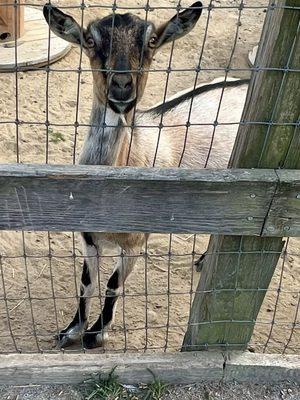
<box><xmin>155</xmin><ymin>1</ymin><xmax>202</xmax><ymax>48</ymax></box>
<box><xmin>43</xmin><ymin>4</ymin><xmax>86</xmax><ymax>46</ymax></box>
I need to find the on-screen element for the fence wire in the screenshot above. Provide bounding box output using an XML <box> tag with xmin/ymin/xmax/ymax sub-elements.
<box><xmin>0</xmin><ymin>0</ymin><xmax>299</xmax><ymax>355</ymax></box>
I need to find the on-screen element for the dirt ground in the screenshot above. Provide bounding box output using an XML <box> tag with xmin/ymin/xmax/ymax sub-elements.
<box><xmin>1</xmin><ymin>382</ymin><xmax>300</xmax><ymax>400</ymax></box>
<box><xmin>0</xmin><ymin>0</ymin><xmax>299</xmax><ymax>355</ymax></box>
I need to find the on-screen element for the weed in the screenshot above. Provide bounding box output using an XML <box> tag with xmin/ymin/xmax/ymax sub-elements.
<box><xmin>143</xmin><ymin>369</ymin><xmax>168</xmax><ymax>400</ymax></box>
<box><xmin>84</xmin><ymin>367</ymin><xmax>168</xmax><ymax>400</ymax></box>
<box><xmin>84</xmin><ymin>367</ymin><xmax>138</xmax><ymax>400</ymax></box>
<box><xmin>48</xmin><ymin>128</ymin><xmax>65</xmax><ymax>143</ymax></box>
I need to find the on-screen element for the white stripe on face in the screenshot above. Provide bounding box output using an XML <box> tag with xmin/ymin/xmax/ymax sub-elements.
<box><xmin>90</xmin><ymin>24</ymin><xmax>102</xmax><ymax>44</ymax></box>
<box><xmin>145</xmin><ymin>23</ymin><xmax>154</xmax><ymax>44</ymax></box>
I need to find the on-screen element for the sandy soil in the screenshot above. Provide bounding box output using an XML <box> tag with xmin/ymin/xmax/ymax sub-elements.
<box><xmin>0</xmin><ymin>0</ymin><xmax>299</xmax><ymax>355</ymax></box>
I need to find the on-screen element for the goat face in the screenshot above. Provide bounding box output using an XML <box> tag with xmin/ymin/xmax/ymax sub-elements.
<box><xmin>43</xmin><ymin>2</ymin><xmax>202</xmax><ymax>114</ymax></box>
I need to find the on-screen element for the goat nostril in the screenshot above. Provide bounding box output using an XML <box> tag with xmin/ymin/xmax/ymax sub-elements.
<box><xmin>112</xmin><ymin>74</ymin><xmax>132</xmax><ymax>90</ymax></box>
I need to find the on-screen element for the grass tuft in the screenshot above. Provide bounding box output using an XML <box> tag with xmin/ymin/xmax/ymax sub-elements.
<box><xmin>84</xmin><ymin>367</ymin><xmax>168</xmax><ymax>400</ymax></box>
<box><xmin>143</xmin><ymin>369</ymin><xmax>169</xmax><ymax>400</ymax></box>
<box><xmin>84</xmin><ymin>367</ymin><xmax>138</xmax><ymax>400</ymax></box>
<box><xmin>49</xmin><ymin>128</ymin><xmax>65</xmax><ymax>143</ymax></box>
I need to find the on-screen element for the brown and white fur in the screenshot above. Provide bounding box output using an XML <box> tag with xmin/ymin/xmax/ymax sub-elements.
<box><xmin>44</xmin><ymin>1</ymin><xmax>248</xmax><ymax>348</ymax></box>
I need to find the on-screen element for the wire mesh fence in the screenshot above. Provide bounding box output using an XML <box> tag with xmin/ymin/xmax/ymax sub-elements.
<box><xmin>0</xmin><ymin>232</ymin><xmax>299</xmax><ymax>354</ymax></box>
<box><xmin>0</xmin><ymin>0</ymin><xmax>299</xmax><ymax>355</ymax></box>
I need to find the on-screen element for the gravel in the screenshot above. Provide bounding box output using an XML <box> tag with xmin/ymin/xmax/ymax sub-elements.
<box><xmin>0</xmin><ymin>382</ymin><xmax>300</xmax><ymax>400</ymax></box>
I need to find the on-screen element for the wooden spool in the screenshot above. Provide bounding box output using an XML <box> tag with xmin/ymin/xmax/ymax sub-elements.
<box><xmin>0</xmin><ymin>0</ymin><xmax>24</xmax><ymax>41</ymax></box>
<box><xmin>0</xmin><ymin>2</ymin><xmax>71</xmax><ymax>71</ymax></box>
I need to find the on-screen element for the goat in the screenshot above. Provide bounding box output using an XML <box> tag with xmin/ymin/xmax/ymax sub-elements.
<box><xmin>43</xmin><ymin>1</ymin><xmax>248</xmax><ymax>348</ymax></box>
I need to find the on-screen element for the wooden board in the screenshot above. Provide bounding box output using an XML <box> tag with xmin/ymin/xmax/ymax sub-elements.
<box><xmin>0</xmin><ymin>6</ymin><xmax>71</xmax><ymax>71</ymax></box>
<box><xmin>263</xmin><ymin>170</ymin><xmax>300</xmax><ymax>236</ymax></box>
<box><xmin>0</xmin><ymin>164</ymin><xmax>283</xmax><ymax>235</ymax></box>
<box><xmin>0</xmin><ymin>165</ymin><xmax>299</xmax><ymax>235</ymax></box>
<box><xmin>0</xmin><ymin>352</ymin><xmax>299</xmax><ymax>386</ymax></box>
<box><xmin>224</xmin><ymin>352</ymin><xmax>300</xmax><ymax>384</ymax></box>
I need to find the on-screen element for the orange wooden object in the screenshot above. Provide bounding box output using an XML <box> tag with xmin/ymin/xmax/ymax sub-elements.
<box><xmin>0</xmin><ymin>0</ymin><xmax>24</xmax><ymax>42</ymax></box>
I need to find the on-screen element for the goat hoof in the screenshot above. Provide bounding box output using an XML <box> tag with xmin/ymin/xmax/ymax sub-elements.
<box><xmin>83</xmin><ymin>331</ymin><xmax>108</xmax><ymax>349</ymax></box>
<box><xmin>82</xmin><ymin>333</ymin><xmax>98</xmax><ymax>349</ymax></box>
<box><xmin>56</xmin><ymin>322</ymin><xmax>88</xmax><ymax>348</ymax></box>
<box><xmin>56</xmin><ymin>331</ymin><xmax>76</xmax><ymax>348</ymax></box>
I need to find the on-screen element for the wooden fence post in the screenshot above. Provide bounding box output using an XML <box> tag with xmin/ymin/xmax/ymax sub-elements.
<box><xmin>182</xmin><ymin>0</ymin><xmax>300</xmax><ymax>351</ymax></box>
<box><xmin>0</xmin><ymin>0</ymin><xmax>24</xmax><ymax>42</ymax></box>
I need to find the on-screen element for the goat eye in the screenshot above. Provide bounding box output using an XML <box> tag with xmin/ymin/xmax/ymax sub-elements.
<box><xmin>148</xmin><ymin>36</ymin><xmax>157</xmax><ymax>48</ymax></box>
<box><xmin>86</xmin><ymin>38</ymin><xmax>95</xmax><ymax>48</ymax></box>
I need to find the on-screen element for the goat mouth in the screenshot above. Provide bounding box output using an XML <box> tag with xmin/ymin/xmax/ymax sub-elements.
<box><xmin>108</xmin><ymin>97</ymin><xmax>137</xmax><ymax>114</ymax></box>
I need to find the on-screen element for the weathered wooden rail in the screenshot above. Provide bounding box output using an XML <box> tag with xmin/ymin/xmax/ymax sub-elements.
<box><xmin>0</xmin><ymin>164</ymin><xmax>299</xmax><ymax>237</ymax></box>
<box><xmin>1</xmin><ymin>352</ymin><xmax>299</xmax><ymax>385</ymax></box>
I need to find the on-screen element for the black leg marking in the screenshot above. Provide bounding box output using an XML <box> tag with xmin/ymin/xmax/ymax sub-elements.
<box><xmin>82</xmin><ymin>260</ymin><xmax>91</xmax><ymax>286</ymax></box>
<box><xmin>195</xmin><ymin>251</ymin><xmax>207</xmax><ymax>272</ymax></box>
<box><xmin>82</xmin><ymin>232</ymin><xmax>95</xmax><ymax>247</ymax></box>
<box><xmin>57</xmin><ymin>261</ymin><xmax>91</xmax><ymax>347</ymax></box>
<box><xmin>83</xmin><ymin>270</ymin><xmax>119</xmax><ymax>349</ymax></box>
<box><xmin>66</xmin><ymin>261</ymin><xmax>90</xmax><ymax>326</ymax></box>
<box><xmin>107</xmin><ymin>269</ymin><xmax>119</xmax><ymax>290</ymax></box>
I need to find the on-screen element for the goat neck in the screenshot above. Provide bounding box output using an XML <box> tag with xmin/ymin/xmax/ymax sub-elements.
<box><xmin>79</xmin><ymin>94</ymin><xmax>133</xmax><ymax>166</ymax></box>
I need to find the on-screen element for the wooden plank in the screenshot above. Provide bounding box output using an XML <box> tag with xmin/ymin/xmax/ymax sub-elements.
<box><xmin>263</xmin><ymin>169</ymin><xmax>300</xmax><ymax>236</ymax></box>
<box><xmin>0</xmin><ymin>0</ymin><xmax>24</xmax><ymax>41</ymax></box>
<box><xmin>0</xmin><ymin>164</ymin><xmax>278</xmax><ymax>235</ymax></box>
<box><xmin>0</xmin><ymin>352</ymin><xmax>225</xmax><ymax>386</ymax></box>
<box><xmin>0</xmin><ymin>352</ymin><xmax>299</xmax><ymax>386</ymax></box>
<box><xmin>224</xmin><ymin>352</ymin><xmax>300</xmax><ymax>384</ymax></box>
<box><xmin>182</xmin><ymin>0</ymin><xmax>300</xmax><ymax>352</ymax></box>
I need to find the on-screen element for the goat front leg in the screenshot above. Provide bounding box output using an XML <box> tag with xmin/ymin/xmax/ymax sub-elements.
<box><xmin>82</xmin><ymin>246</ymin><xmax>140</xmax><ymax>349</ymax></box>
<box><xmin>57</xmin><ymin>232</ymin><xmax>100</xmax><ymax>348</ymax></box>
